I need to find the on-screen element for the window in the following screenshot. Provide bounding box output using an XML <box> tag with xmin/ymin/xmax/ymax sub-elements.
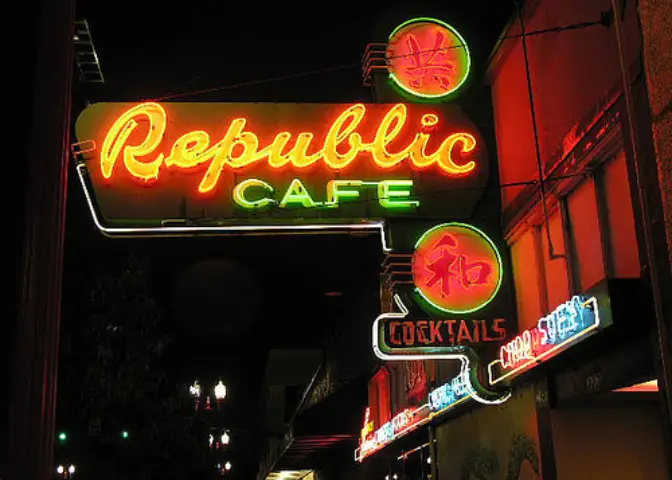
<box><xmin>508</xmin><ymin>148</ymin><xmax>642</xmax><ymax>339</ymax></box>
<box><xmin>368</xmin><ymin>368</ymin><xmax>391</xmax><ymax>427</ymax></box>
<box><xmin>568</xmin><ymin>178</ymin><xmax>605</xmax><ymax>291</ymax></box>
<box><xmin>511</xmin><ymin>228</ymin><xmax>544</xmax><ymax>331</ymax></box>
<box><xmin>541</xmin><ymin>209</ymin><xmax>571</xmax><ymax>309</ymax></box>
<box><xmin>601</xmin><ymin>151</ymin><xmax>640</xmax><ymax>278</ymax></box>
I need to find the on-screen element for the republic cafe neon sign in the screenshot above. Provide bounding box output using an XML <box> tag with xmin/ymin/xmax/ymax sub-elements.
<box><xmin>488</xmin><ymin>295</ymin><xmax>601</xmax><ymax>385</ymax></box>
<box><xmin>72</xmin><ymin>101</ymin><xmax>488</xmax><ymax>236</ymax></box>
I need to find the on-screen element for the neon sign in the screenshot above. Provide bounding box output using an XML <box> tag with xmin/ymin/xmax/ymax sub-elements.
<box><xmin>232</xmin><ymin>178</ymin><xmax>419</xmax><ymax>210</ymax></box>
<box><xmin>74</xmin><ymin>102</ymin><xmax>489</xmax><ymax>233</ymax></box>
<box><xmin>428</xmin><ymin>371</ymin><xmax>469</xmax><ymax>412</ymax></box>
<box><xmin>412</xmin><ymin>223</ymin><xmax>502</xmax><ymax>314</ymax></box>
<box><xmin>488</xmin><ymin>296</ymin><xmax>601</xmax><ymax>385</ymax></box>
<box><xmin>356</xmin><ymin>405</ymin><xmax>430</xmax><ymax>462</ymax></box>
<box><xmin>382</xmin><ymin>317</ymin><xmax>506</xmax><ymax>350</ymax></box>
<box><xmin>356</xmin><ymin>358</ymin><xmax>511</xmax><ymax>462</ymax></box>
<box><xmin>386</xmin><ymin>17</ymin><xmax>471</xmax><ymax>100</ymax></box>
<box><xmin>100</xmin><ymin>102</ymin><xmax>476</xmax><ymax>191</ymax></box>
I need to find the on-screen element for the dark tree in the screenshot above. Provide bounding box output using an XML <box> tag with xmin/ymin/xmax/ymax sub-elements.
<box><xmin>77</xmin><ymin>253</ymin><xmax>210</xmax><ymax>480</ymax></box>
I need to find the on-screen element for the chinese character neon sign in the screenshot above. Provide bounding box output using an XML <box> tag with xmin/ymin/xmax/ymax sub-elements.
<box><xmin>412</xmin><ymin>223</ymin><xmax>503</xmax><ymax>314</ymax></box>
<box><xmin>386</xmin><ymin>17</ymin><xmax>471</xmax><ymax>100</ymax></box>
<box><xmin>488</xmin><ymin>296</ymin><xmax>601</xmax><ymax>385</ymax></box>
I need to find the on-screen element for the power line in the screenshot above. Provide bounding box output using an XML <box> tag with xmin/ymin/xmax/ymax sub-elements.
<box><xmin>146</xmin><ymin>15</ymin><xmax>609</xmax><ymax>102</ymax></box>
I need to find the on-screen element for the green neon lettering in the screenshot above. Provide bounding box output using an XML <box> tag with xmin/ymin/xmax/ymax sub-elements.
<box><xmin>325</xmin><ymin>180</ymin><xmax>363</xmax><ymax>208</ymax></box>
<box><xmin>377</xmin><ymin>180</ymin><xmax>419</xmax><ymax>208</ymax></box>
<box><xmin>279</xmin><ymin>178</ymin><xmax>318</xmax><ymax>208</ymax></box>
<box><xmin>233</xmin><ymin>178</ymin><xmax>275</xmax><ymax>209</ymax></box>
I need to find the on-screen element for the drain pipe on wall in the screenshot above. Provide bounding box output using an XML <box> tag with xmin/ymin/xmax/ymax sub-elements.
<box><xmin>515</xmin><ymin>0</ymin><xmax>566</xmax><ymax>261</ymax></box>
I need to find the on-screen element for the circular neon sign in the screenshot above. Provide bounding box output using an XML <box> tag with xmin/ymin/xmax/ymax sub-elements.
<box><xmin>412</xmin><ymin>223</ymin><xmax>502</xmax><ymax>314</ymax></box>
<box><xmin>386</xmin><ymin>17</ymin><xmax>471</xmax><ymax>100</ymax></box>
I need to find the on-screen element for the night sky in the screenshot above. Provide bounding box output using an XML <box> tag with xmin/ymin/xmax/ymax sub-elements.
<box><xmin>7</xmin><ymin>0</ymin><xmax>514</xmax><ymax>477</ymax></box>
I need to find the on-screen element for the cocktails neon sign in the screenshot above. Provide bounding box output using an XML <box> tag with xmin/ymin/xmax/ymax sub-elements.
<box><xmin>373</xmin><ymin>223</ymin><xmax>507</xmax><ymax>360</ymax></box>
<box><xmin>488</xmin><ymin>296</ymin><xmax>601</xmax><ymax>385</ymax></box>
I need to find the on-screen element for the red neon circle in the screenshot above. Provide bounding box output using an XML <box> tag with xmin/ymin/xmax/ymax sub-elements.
<box><xmin>386</xmin><ymin>18</ymin><xmax>470</xmax><ymax>99</ymax></box>
<box><xmin>412</xmin><ymin>223</ymin><xmax>502</xmax><ymax>314</ymax></box>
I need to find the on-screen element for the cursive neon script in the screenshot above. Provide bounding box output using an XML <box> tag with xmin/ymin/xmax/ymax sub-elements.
<box><xmin>100</xmin><ymin>103</ymin><xmax>478</xmax><ymax>194</ymax></box>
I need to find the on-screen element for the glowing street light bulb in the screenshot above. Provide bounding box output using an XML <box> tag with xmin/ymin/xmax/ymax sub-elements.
<box><xmin>209</xmin><ymin>434</ymin><xmax>214</xmax><ymax>447</ymax></box>
<box><xmin>58</xmin><ymin>432</ymin><xmax>67</xmax><ymax>442</ymax></box>
<box><xmin>68</xmin><ymin>465</ymin><xmax>76</xmax><ymax>474</ymax></box>
<box><xmin>189</xmin><ymin>380</ymin><xmax>201</xmax><ymax>397</ymax></box>
<box><xmin>221</xmin><ymin>431</ymin><xmax>230</xmax><ymax>445</ymax></box>
<box><xmin>57</xmin><ymin>465</ymin><xmax>65</xmax><ymax>474</ymax></box>
<box><xmin>214</xmin><ymin>381</ymin><xmax>227</xmax><ymax>400</ymax></box>
<box><xmin>224</xmin><ymin>461</ymin><xmax>232</xmax><ymax>471</ymax></box>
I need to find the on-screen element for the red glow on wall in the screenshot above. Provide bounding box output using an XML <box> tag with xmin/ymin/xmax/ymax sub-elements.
<box><xmin>412</xmin><ymin>223</ymin><xmax>502</xmax><ymax>314</ymax></box>
<box><xmin>386</xmin><ymin>18</ymin><xmax>470</xmax><ymax>99</ymax></box>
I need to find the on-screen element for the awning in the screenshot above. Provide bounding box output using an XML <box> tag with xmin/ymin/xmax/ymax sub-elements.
<box><xmin>273</xmin><ymin>376</ymin><xmax>368</xmax><ymax>471</ymax></box>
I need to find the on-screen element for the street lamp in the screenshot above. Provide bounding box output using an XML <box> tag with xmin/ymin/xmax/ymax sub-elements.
<box><xmin>224</xmin><ymin>461</ymin><xmax>232</xmax><ymax>471</ymax></box>
<box><xmin>214</xmin><ymin>381</ymin><xmax>227</xmax><ymax>401</ymax></box>
<box><xmin>221</xmin><ymin>431</ymin><xmax>230</xmax><ymax>445</ymax></box>
<box><xmin>189</xmin><ymin>379</ymin><xmax>201</xmax><ymax>397</ymax></box>
<box><xmin>189</xmin><ymin>379</ymin><xmax>201</xmax><ymax>411</ymax></box>
<box><xmin>56</xmin><ymin>464</ymin><xmax>76</xmax><ymax>478</ymax></box>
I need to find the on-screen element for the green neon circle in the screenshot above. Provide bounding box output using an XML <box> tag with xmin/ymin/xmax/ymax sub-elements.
<box><xmin>413</xmin><ymin>222</ymin><xmax>503</xmax><ymax>314</ymax></box>
<box><xmin>387</xmin><ymin>17</ymin><xmax>471</xmax><ymax>100</ymax></box>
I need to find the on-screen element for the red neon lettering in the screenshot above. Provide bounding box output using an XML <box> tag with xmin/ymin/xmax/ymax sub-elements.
<box><xmin>416</xmin><ymin>320</ymin><xmax>430</xmax><ymax>344</ymax></box>
<box><xmin>429</xmin><ymin>320</ymin><xmax>443</xmax><ymax>343</ymax></box>
<box><xmin>389</xmin><ymin>321</ymin><xmax>402</xmax><ymax>345</ymax></box>
<box><xmin>100</xmin><ymin>103</ymin><xmax>477</xmax><ymax>193</ymax></box>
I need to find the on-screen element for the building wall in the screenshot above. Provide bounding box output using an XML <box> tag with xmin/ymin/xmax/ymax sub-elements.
<box><xmin>639</xmin><ymin>0</ymin><xmax>672</xmax><ymax>268</ymax></box>
<box><xmin>551</xmin><ymin>400</ymin><xmax>668</xmax><ymax>479</ymax></box>
<box><xmin>489</xmin><ymin>0</ymin><xmax>641</xmax><ymax>214</ymax></box>
<box><xmin>434</xmin><ymin>385</ymin><xmax>541</xmax><ymax>480</ymax></box>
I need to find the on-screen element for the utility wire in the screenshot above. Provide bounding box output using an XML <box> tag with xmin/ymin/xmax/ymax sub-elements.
<box><xmin>148</xmin><ymin>16</ymin><xmax>610</xmax><ymax>102</ymax></box>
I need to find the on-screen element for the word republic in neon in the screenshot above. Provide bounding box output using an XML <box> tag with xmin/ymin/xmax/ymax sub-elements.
<box><xmin>100</xmin><ymin>102</ymin><xmax>477</xmax><ymax>194</ymax></box>
<box><xmin>428</xmin><ymin>371</ymin><xmax>469</xmax><ymax>412</ymax></box>
<box><xmin>382</xmin><ymin>318</ymin><xmax>506</xmax><ymax>348</ymax></box>
<box><xmin>488</xmin><ymin>296</ymin><xmax>600</xmax><ymax>385</ymax></box>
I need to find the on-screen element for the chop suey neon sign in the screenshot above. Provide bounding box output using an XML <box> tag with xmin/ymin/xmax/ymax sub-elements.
<box><xmin>488</xmin><ymin>295</ymin><xmax>601</xmax><ymax>385</ymax></box>
<box><xmin>97</xmin><ymin>102</ymin><xmax>478</xmax><ymax>210</ymax></box>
